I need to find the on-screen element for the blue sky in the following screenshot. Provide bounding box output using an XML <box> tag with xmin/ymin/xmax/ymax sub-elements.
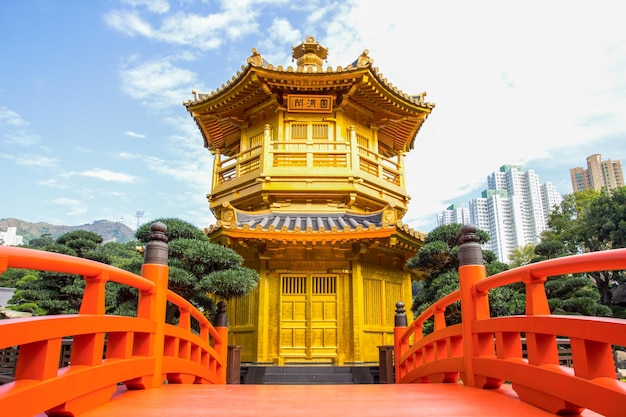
<box><xmin>1</xmin><ymin>0</ymin><xmax>625</xmax><ymax>234</ymax></box>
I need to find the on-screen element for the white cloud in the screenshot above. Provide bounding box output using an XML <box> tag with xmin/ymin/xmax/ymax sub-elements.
<box><xmin>121</xmin><ymin>0</ymin><xmax>170</xmax><ymax>14</ymax></box>
<box><xmin>115</xmin><ymin>151</ymin><xmax>137</xmax><ymax>160</ymax></box>
<box><xmin>120</xmin><ymin>57</ymin><xmax>198</xmax><ymax>108</ymax></box>
<box><xmin>270</xmin><ymin>18</ymin><xmax>300</xmax><ymax>44</ymax></box>
<box><xmin>0</xmin><ymin>106</ymin><xmax>29</xmax><ymax>128</ymax></box>
<box><xmin>80</xmin><ymin>168</ymin><xmax>140</xmax><ymax>183</ymax></box>
<box><xmin>104</xmin><ymin>2</ymin><xmax>262</xmax><ymax>50</ymax></box>
<box><xmin>3</xmin><ymin>132</ymin><xmax>41</xmax><ymax>147</ymax></box>
<box><xmin>104</xmin><ymin>10</ymin><xmax>154</xmax><ymax>37</ymax></box>
<box><xmin>39</xmin><ymin>179</ymin><xmax>68</xmax><ymax>189</ymax></box>
<box><xmin>12</xmin><ymin>153</ymin><xmax>58</xmax><ymax>168</ymax></box>
<box><xmin>125</xmin><ymin>131</ymin><xmax>146</xmax><ymax>139</ymax></box>
<box><xmin>76</xmin><ymin>147</ymin><xmax>93</xmax><ymax>154</ymax></box>
<box><xmin>0</xmin><ymin>107</ymin><xmax>41</xmax><ymax>146</ymax></box>
<box><xmin>51</xmin><ymin>198</ymin><xmax>89</xmax><ymax>216</ymax></box>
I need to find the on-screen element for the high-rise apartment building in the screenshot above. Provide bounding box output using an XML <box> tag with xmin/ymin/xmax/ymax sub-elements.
<box><xmin>468</xmin><ymin>165</ymin><xmax>562</xmax><ymax>263</ymax></box>
<box><xmin>570</xmin><ymin>154</ymin><xmax>624</xmax><ymax>192</ymax></box>
<box><xmin>437</xmin><ymin>204</ymin><xmax>471</xmax><ymax>226</ymax></box>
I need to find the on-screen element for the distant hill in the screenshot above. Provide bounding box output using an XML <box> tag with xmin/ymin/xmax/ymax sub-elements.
<box><xmin>0</xmin><ymin>218</ymin><xmax>137</xmax><ymax>244</ymax></box>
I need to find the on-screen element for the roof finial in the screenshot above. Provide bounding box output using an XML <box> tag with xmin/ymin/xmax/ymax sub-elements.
<box><xmin>292</xmin><ymin>36</ymin><xmax>328</xmax><ymax>72</ymax></box>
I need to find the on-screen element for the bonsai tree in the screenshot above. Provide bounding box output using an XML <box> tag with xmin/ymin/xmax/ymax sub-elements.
<box><xmin>135</xmin><ymin>218</ymin><xmax>259</xmax><ymax>323</ymax></box>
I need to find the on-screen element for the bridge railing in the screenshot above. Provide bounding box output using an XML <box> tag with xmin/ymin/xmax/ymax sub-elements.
<box><xmin>394</xmin><ymin>225</ymin><xmax>626</xmax><ymax>416</ymax></box>
<box><xmin>0</xmin><ymin>222</ymin><xmax>228</xmax><ymax>417</ymax></box>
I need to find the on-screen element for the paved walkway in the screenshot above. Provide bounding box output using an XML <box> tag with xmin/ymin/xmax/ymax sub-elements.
<box><xmin>80</xmin><ymin>383</ymin><xmax>602</xmax><ymax>417</ymax></box>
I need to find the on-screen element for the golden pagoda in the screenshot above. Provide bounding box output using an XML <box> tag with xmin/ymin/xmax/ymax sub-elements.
<box><xmin>184</xmin><ymin>36</ymin><xmax>434</xmax><ymax>365</ymax></box>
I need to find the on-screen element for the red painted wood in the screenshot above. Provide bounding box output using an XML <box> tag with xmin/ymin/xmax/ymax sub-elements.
<box><xmin>78</xmin><ymin>384</ymin><xmax>603</xmax><ymax>417</ymax></box>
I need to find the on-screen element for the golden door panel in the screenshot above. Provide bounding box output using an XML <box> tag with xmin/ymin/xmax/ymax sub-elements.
<box><xmin>280</xmin><ymin>274</ymin><xmax>338</xmax><ymax>361</ymax></box>
<box><xmin>280</xmin><ymin>275</ymin><xmax>307</xmax><ymax>357</ymax></box>
<box><xmin>310</xmin><ymin>297</ymin><xmax>337</xmax><ymax>357</ymax></box>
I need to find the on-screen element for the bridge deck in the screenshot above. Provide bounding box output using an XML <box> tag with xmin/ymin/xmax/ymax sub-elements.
<box><xmin>78</xmin><ymin>383</ymin><xmax>602</xmax><ymax>417</ymax></box>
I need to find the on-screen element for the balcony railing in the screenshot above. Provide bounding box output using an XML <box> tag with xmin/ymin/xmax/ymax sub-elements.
<box><xmin>213</xmin><ymin>142</ymin><xmax>402</xmax><ymax>188</ymax></box>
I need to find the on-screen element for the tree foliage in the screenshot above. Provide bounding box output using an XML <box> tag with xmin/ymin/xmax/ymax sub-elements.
<box><xmin>5</xmin><ymin>219</ymin><xmax>260</xmax><ymax>323</ymax></box>
<box><xmin>508</xmin><ymin>244</ymin><xmax>538</xmax><ymax>268</ymax></box>
<box><xmin>28</xmin><ymin>233</ymin><xmax>55</xmax><ymax>248</ymax></box>
<box><xmin>507</xmin><ymin>239</ymin><xmax>611</xmax><ymax>317</ymax></box>
<box><xmin>408</xmin><ymin>224</ymin><xmax>521</xmax><ymax>333</ymax></box>
<box><xmin>541</xmin><ymin>187</ymin><xmax>626</xmax><ymax>308</ymax></box>
<box><xmin>136</xmin><ymin>218</ymin><xmax>259</xmax><ymax>321</ymax></box>
<box><xmin>406</xmin><ymin>224</ymin><xmax>490</xmax><ymax>275</ymax></box>
<box><xmin>8</xmin><ymin>231</ymin><xmax>110</xmax><ymax>315</ymax></box>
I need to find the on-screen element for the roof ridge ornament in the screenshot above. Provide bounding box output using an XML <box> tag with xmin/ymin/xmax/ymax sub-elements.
<box><xmin>353</xmin><ymin>49</ymin><xmax>373</xmax><ymax>69</ymax></box>
<box><xmin>247</xmin><ymin>47</ymin><xmax>267</xmax><ymax>67</ymax></box>
<box><xmin>292</xmin><ymin>36</ymin><xmax>328</xmax><ymax>72</ymax></box>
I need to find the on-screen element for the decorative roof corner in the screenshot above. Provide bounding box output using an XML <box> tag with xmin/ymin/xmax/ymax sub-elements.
<box><xmin>247</xmin><ymin>47</ymin><xmax>268</xmax><ymax>67</ymax></box>
<box><xmin>350</xmin><ymin>49</ymin><xmax>373</xmax><ymax>69</ymax></box>
<box><xmin>219</xmin><ymin>202</ymin><xmax>237</xmax><ymax>227</ymax></box>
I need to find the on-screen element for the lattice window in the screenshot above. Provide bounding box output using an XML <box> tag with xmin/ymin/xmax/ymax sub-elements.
<box><xmin>312</xmin><ymin>123</ymin><xmax>329</xmax><ymax>140</ymax></box>
<box><xmin>356</xmin><ymin>133</ymin><xmax>369</xmax><ymax>148</ymax></box>
<box><xmin>291</xmin><ymin>123</ymin><xmax>308</xmax><ymax>140</ymax></box>
<box><xmin>385</xmin><ymin>282</ymin><xmax>403</xmax><ymax>326</ymax></box>
<box><xmin>312</xmin><ymin>275</ymin><xmax>336</xmax><ymax>294</ymax></box>
<box><xmin>248</xmin><ymin>131</ymin><xmax>264</xmax><ymax>149</ymax></box>
<box><xmin>232</xmin><ymin>288</ymin><xmax>257</xmax><ymax>327</ymax></box>
<box><xmin>282</xmin><ymin>275</ymin><xmax>306</xmax><ymax>294</ymax></box>
<box><xmin>364</xmin><ymin>278</ymin><xmax>383</xmax><ymax>326</ymax></box>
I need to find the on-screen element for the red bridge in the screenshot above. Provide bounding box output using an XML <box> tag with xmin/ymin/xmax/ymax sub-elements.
<box><xmin>1</xmin><ymin>224</ymin><xmax>625</xmax><ymax>416</ymax></box>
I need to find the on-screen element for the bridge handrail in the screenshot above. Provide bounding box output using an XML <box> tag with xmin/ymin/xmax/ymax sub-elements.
<box><xmin>166</xmin><ymin>289</ymin><xmax>222</xmax><ymax>343</ymax></box>
<box><xmin>473</xmin><ymin>248</ymin><xmax>626</xmax><ymax>296</ymax></box>
<box><xmin>399</xmin><ymin>290</ymin><xmax>460</xmax><ymax>345</ymax></box>
<box><xmin>0</xmin><ymin>245</ymin><xmax>155</xmax><ymax>291</ymax></box>
<box><xmin>0</xmin><ymin>223</ymin><xmax>228</xmax><ymax>417</ymax></box>
<box><xmin>398</xmin><ymin>248</ymin><xmax>626</xmax><ymax>347</ymax></box>
<box><xmin>394</xmin><ymin>225</ymin><xmax>626</xmax><ymax>416</ymax></box>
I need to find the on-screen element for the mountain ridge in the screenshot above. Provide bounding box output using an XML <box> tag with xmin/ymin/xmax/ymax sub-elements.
<box><xmin>0</xmin><ymin>218</ymin><xmax>136</xmax><ymax>244</ymax></box>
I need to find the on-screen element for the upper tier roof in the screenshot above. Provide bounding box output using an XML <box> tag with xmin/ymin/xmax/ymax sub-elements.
<box><xmin>184</xmin><ymin>37</ymin><xmax>434</xmax><ymax>157</ymax></box>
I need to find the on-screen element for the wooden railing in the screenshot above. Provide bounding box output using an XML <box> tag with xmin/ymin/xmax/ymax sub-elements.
<box><xmin>213</xmin><ymin>140</ymin><xmax>402</xmax><ymax>187</ymax></box>
<box><xmin>0</xmin><ymin>222</ymin><xmax>228</xmax><ymax>417</ymax></box>
<box><xmin>357</xmin><ymin>145</ymin><xmax>401</xmax><ymax>186</ymax></box>
<box><xmin>394</xmin><ymin>225</ymin><xmax>626</xmax><ymax>416</ymax></box>
<box><xmin>216</xmin><ymin>144</ymin><xmax>263</xmax><ymax>185</ymax></box>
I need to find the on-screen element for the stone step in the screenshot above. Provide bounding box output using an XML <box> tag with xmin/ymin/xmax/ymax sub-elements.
<box><xmin>242</xmin><ymin>366</ymin><xmax>375</xmax><ymax>385</ymax></box>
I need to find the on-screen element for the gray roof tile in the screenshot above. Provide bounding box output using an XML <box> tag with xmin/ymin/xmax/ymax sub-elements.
<box><xmin>234</xmin><ymin>211</ymin><xmax>385</xmax><ymax>232</ymax></box>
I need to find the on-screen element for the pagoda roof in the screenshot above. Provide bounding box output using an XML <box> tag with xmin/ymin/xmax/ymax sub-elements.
<box><xmin>204</xmin><ymin>204</ymin><xmax>426</xmax><ymax>253</ymax></box>
<box><xmin>184</xmin><ymin>37</ymin><xmax>434</xmax><ymax>156</ymax></box>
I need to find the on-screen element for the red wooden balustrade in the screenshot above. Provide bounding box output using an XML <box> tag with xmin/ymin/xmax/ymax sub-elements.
<box><xmin>394</xmin><ymin>225</ymin><xmax>626</xmax><ymax>417</ymax></box>
<box><xmin>0</xmin><ymin>222</ymin><xmax>227</xmax><ymax>417</ymax></box>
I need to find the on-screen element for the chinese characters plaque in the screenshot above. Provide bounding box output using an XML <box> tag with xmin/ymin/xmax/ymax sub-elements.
<box><xmin>287</xmin><ymin>95</ymin><xmax>333</xmax><ymax>113</ymax></box>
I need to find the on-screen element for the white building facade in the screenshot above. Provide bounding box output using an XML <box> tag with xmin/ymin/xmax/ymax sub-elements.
<box><xmin>0</xmin><ymin>227</ymin><xmax>24</xmax><ymax>246</ymax></box>
<box><xmin>437</xmin><ymin>204</ymin><xmax>471</xmax><ymax>226</ymax></box>
<box><xmin>469</xmin><ymin>165</ymin><xmax>562</xmax><ymax>263</ymax></box>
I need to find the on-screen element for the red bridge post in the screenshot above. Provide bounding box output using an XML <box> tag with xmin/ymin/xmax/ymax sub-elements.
<box><xmin>393</xmin><ymin>301</ymin><xmax>408</xmax><ymax>382</ymax></box>
<box><xmin>214</xmin><ymin>301</ymin><xmax>229</xmax><ymax>383</ymax></box>
<box><xmin>134</xmin><ymin>221</ymin><xmax>170</xmax><ymax>389</ymax></box>
<box><xmin>458</xmin><ymin>225</ymin><xmax>498</xmax><ymax>388</ymax></box>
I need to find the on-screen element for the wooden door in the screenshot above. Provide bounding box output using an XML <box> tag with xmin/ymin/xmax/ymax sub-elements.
<box><xmin>280</xmin><ymin>274</ymin><xmax>338</xmax><ymax>362</ymax></box>
<box><xmin>309</xmin><ymin>275</ymin><xmax>338</xmax><ymax>359</ymax></box>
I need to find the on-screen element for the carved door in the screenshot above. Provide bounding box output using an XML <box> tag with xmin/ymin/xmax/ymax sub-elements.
<box><xmin>280</xmin><ymin>274</ymin><xmax>338</xmax><ymax>362</ymax></box>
